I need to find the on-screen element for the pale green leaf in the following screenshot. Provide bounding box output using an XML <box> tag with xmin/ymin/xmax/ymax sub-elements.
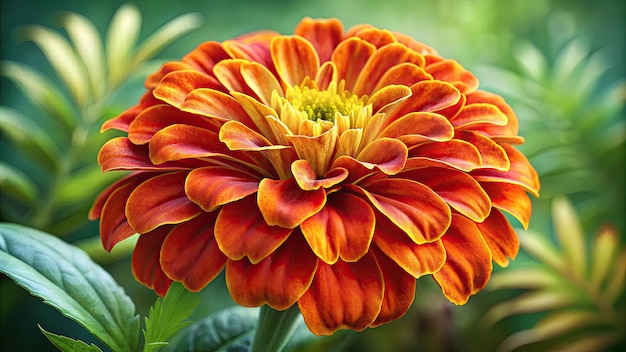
<box><xmin>20</xmin><ymin>25</ymin><xmax>90</xmax><ymax>107</ymax></box>
<box><xmin>0</xmin><ymin>223</ymin><xmax>139</xmax><ymax>352</ymax></box>
<box><xmin>0</xmin><ymin>162</ymin><xmax>37</xmax><ymax>205</ymax></box>
<box><xmin>518</xmin><ymin>230</ymin><xmax>567</xmax><ymax>273</ymax></box>
<box><xmin>0</xmin><ymin>60</ymin><xmax>76</xmax><ymax>129</ymax></box>
<box><xmin>589</xmin><ymin>226</ymin><xmax>619</xmax><ymax>291</ymax></box>
<box><xmin>106</xmin><ymin>3</ymin><xmax>141</xmax><ymax>88</ymax></box>
<box><xmin>132</xmin><ymin>12</ymin><xmax>204</xmax><ymax>66</ymax></box>
<box><xmin>76</xmin><ymin>234</ymin><xmax>138</xmax><ymax>264</ymax></box>
<box><xmin>53</xmin><ymin>164</ymin><xmax>121</xmax><ymax>206</ymax></box>
<box><xmin>605</xmin><ymin>251</ymin><xmax>626</xmax><ymax>304</ymax></box>
<box><xmin>39</xmin><ymin>326</ymin><xmax>103</xmax><ymax>352</ymax></box>
<box><xmin>548</xmin><ymin>330</ymin><xmax>623</xmax><ymax>352</ymax></box>
<box><xmin>163</xmin><ymin>306</ymin><xmax>259</xmax><ymax>352</ymax></box>
<box><xmin>553</xmin><ymin>37</ymin><xmax>590</xmax><ymax>85</ymax></box>
<box><xmin>552</xmin><ymin>196</ymin><xmax>587</xmax><ymax>278</ymax></box>
<box><xmin>0</xmin><ymin>105</ymin><xmax>62</xmax><ymax>166</ymax></box>
<box><xmin>513</xmin><ymin>40</ymin><xmax>547</xmax><ymax>81</ymax></box>
<box><xmin>487</xmin><ymin>267</ymin><xmax>559</xmax><ymax>291</ymax></box>
<box><xmin>143</xmin><ymin>282</ymin><xmax>201</xmax><ymax>352</ymax></box>
<box><xmin>62</xmin><ymin>11</ymin><xmax>106</xmax><ymax>100</ymax></box>
<box><xmin>482</xmin><ymin>291</ymin><xmax>576</xmax><ymax>327</ymax></box>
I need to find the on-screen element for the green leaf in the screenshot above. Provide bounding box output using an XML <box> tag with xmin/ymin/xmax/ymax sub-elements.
<box><xmin>143</xmin><ymin>282</ymin><xmax>202</xmax><ymax>352</ymax></box>
<box><xmin>0</xmin><ymin>60</ymin><xmax>76</xmax><ymax>130</ymax></box>
<box><xmin>0</xmin><ymin>162</ymin><xmax>37</xmax><ymax>205</ymax></box>
<box><xmin>164</xmin><ymin>306</ymin><xmax>259</xmax><ymax>352</ymax></box>
<box><xmin>53</xmin><ymin>164</ymin><xmax>121</xmax><ymax>206</ymax></box>
<box><xmin>131</xmin><ymin>12</ymin><xmax>204</xmax><ymax>66</ymax></box>
<box><xmin>106</xmin><ymin>3</ymin><xmax>141</xmax><ymax>88</ymax></box>
<box><xmin>20</xmin><ymin>25</ymin><xmax>90</xmax><ymax>107</ymax></box>
<box><xmin>0</xmin><ymin>223</ymin><xmax>139</xmax><ymax>352</ymax></box>
<box><xmin>39</xmin><ymin>326</ymin><xmax>103</xmax><ymax>352</ymax></box>
<box><xmin>552</xmin><ymin>197</ymin><xmax>587</xmax><ymax>278</ymax></box>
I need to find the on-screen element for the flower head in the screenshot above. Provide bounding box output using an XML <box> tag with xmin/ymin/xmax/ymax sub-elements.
<box><xmin>91</xmin><ymin>17</ymin><xmax>540</xmax><ymax>335</ymax></box>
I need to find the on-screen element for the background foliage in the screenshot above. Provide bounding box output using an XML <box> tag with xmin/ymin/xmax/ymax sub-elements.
<box><xmin>1</xmin><ymin>0</ymin><xmax>624</xmax><ymax>351</ymax></box>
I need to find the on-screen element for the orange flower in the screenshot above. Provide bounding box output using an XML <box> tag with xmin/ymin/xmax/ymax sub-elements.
<box><xmin>90</xmin><ymin>18</ymin><xmax>540</xmax><ymax>335</ymax></box>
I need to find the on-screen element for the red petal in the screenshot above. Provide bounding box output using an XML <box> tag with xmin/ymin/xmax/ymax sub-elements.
<box><xmin>291</xmin><ymin>160</ymin><xmax>348</xmax><ymax>191</ymax></box>
<box><xmin>153</xmin><ymin>70</ymin><xmax>224</xmax><ymax>108</ymax></box>
<box><xmin>386</xmin><ymin>80</ymin><xmax>461</xmax><ymax>124</ymax></box>
<box><xmin>182</xmin><ymin>41</ymin><xmax>231</xmax><ymax>74</ymax></box>
<box><xmin>148</xmin><ymin>124</ymin><xmax>232</xmax><ymax>164</ymax></box>
<box><xmin>407</xmin><ymin>139</ymin><xmax>482</xmax><ymax>172</ymax></box>
<box><xmin>212</xmin><ymin>59</ymin><xmax>259</xmax><ymax>99</ymax></box>
<box><xmin>128</xmin><ymin>104</ymin><xmax>219</xmax><ymax>145</ymax></box>
<box><xmin>402</xmin><ymin>167</ymin><xmax>491</xmax><ymax>222</ymax></box>
<box><xmin>476</xmin><ymin>209</ymin><xmax>519</xmax><ymax>267</ymax></box>
<box><xmin>426</xmin><ymin>57</ymin><xmax>479</xmax><ymax>94</ymax></box>
<box><xmin>185</xmin><ymin>166</ymin><xmax>260</xmax><ymax>212</ymax></box>
<box><xmin>354</xmin><ymin>28</ymin><xmax>397</xmax><ymax>49</ymax></box>
<box><xmin>481</xmin><ymin>182</ymin><xmax>532</xmax><ymax>229</ymax></box>
<box><xmin>102</xmin><ymin>91</ymin><xmax>162</xmax><ymax>132</ymax></box>
<box><xmin>391</xmin><ymin>31</ymin><xmax>438</xmax><ymax>55</ymax></box>
<box><xmin>372</xmin><ymin>63</ymin><xmax>433</xmax><ymax>93</ymax></box>
<box><xmin>226</xmin><ymin>234</ymin><xmax>318</xmax><ymax>310</ymax></box>
<box><xmin>144</xmin><ymin>61</ymin><xmax>195</xmax><ymax>89</ymax></box>
<box><xmin>160</xmin><ymin>213</ymin><xmax>227</xmax><ymax>291</ymax></box>
<box><xmin>471</xmin><ymin>144</ymin><xmax>540</xmax><ymax>197</ymax></box>
<box><xmin>271</xmin><ymin>36</ymin><xmax>319</xmax><ymax>86</ymax></box>
<box><xmin>370</xmin><ymin>248</ymin><xmax>416</xmax><ymax>327</ymax></box>
<box><xmin>331</xmin><ymin>37</ymin><xmax>376</xmax><ymax>91</ymax></box>
<box><xmin>356</xmin><ymin>137</ymin><xmax>408</xmax><ymax>175</ymax></box>
<box><xmin>257</xmin><ymin>177</ymin><xmax>326</xmax><ymax>228</ymax></box>
<box><xmin>466</xmin><ymin>90</ymin><xmax>519</xmax><ymax>139</ymax></box>
<box><xmin>301</xmin><ymin>192</ymin><xmax>375</xmax><ymax>264</ymax></box>
<box><xmin>378</xmin><ymin>112</ymin><xmax>454</xmax><ymax>145</ymax></box>
<box><xmin>126</xmin><ymin>172</ymin><xmax>202</xmax><ymax>233</ymax></box>
<box><xmin>373</xmin><ymin>214</ymin><xmax>446</xmax><ymax>277</ymax></box>
<box><xmin>433</xmin><ymin>214</ymin><xmax>493</xmax><ymax>305</ymax></box>
<box><xmin>294</xmin><ymin>17</ymin><xmax>344</xmax><ymax>63</ymax></box>
<box><xmin>180</xmin><ymin>88</ymin><xmax>255</xmax><ymax>127</ymax></box>
<box><xmin>215</xmin><ymin>195</ymin><xmax>292</xmax><ymax>263</ymax></box>
<box><xmin>132</xmin><ymin>226</ymin><xmax>173</xmax><ymax>297</ymax></box>
<box><xmin>298</xmin><ymin>252</ymin><xmax>384</xmax><ymax>335</ymax></box>
<box><xmin>356</xmin><ymin>179</ymin><xmax>451</xmax><ymax>244</ymax></box>
<box><xmin>223</xmin><ymin>32</ymin><xmax>276</xmax><ymax>68</ymax></box>
<box><xmin>455</xmin><ymin>130</ymin><xmax>510</xmax><ymax>171</ymax></box>
<box><xmin>451</xmin><ymin>103</ymin><xmax>508</xmax><ymax>129</ymax></box>
<box><xmin>287</xmin><ymin>129</ymin><xmax>338</xmax><ymax>177</ymax></box>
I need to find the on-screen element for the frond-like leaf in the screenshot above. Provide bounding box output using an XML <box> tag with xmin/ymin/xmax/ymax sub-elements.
<box><xmin>105</xmin><ymin>3</ymin><xmax>142</xmax><ymax>88</ymax></box>
<box><xmin>552</xmin><ymin>197</ymin><xmax>587</xmax><ymax>278</ymax></box>
<box><xmin>0</xmin><ymin>161</ymin><xmax>38</xmax><ymax>206</ymax></box>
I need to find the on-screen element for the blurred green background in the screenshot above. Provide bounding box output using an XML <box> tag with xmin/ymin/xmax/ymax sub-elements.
<box><xmin>1</xmin><ymin>0</ymin><xmax>624</xmax><ymax>351</ymax></box>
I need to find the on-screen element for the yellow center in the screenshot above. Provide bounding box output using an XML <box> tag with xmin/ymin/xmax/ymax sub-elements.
<box><xmin>285</xmin><ymin>85</ymin><xmax>365</xmax><ymax>122</ymax></box>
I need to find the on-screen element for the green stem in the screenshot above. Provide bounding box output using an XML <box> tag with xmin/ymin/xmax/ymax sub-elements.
<box><xmin>250</xmin><ymin>305</ymin><xmax>301</xmax><ymax>352</ymax></box>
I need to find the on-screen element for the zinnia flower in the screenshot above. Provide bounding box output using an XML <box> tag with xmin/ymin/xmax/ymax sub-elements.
<box><xmin>90</xmin><ymin>17</ymin><xmax>540</xmax><ymax>335</ymax></box>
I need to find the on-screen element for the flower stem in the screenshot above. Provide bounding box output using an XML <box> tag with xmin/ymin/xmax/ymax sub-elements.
<box><xmin>250</xmin><ymin>305</ymin><xmax>301</xmax><ymax>352</ymax></box>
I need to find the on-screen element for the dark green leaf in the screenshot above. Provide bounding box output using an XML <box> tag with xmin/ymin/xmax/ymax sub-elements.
<box><xmin>143</xmin><ymin>282</ymin><xmax>201</xmax><ymax>352</ymax></box>
<box><xmin>0</xmin><ymin>223</ymin><xmax>139</xmax><ymax>352</ymax></box>
<box><xmin>0</xmin><ymin>162</ymin><xmax>37</xmax><ymax>205</ymax></box>
<box><xmin>39</xmin><ymin>326</ymin><xmax>103</xmax><ymax>352</ymax></box>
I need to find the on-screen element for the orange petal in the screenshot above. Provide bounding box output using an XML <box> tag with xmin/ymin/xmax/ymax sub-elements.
<box><xmin>315</xmin><ymin>61</ymin><xmax>337</xmax><ymax>90</ymax></box>
<box><xmin>372</xmin><ymin>63</ymin><xmax>433</xmax><ymax>93</ymax></box>
<box><xmin>353</xmin><ymin>43</ymin><xmax>425</xmax><ymax>96</ymax></box>
<box><xmin>471</xmin><ymin>144</ymin><xmax>540</xmax><ymax>197</ymax></box>
<box><xmin>257</xmin><ymin>177</ymin><xmax>326</xmax><ymax>228</ymax></box>
<box><xmin>231</xmin><ymin>91</ymin><xmax>279</xmax><ymax>140</ymax></box>
<box><xmin>132</xmin><ymin>226</ymin><xmax>172</xmax><ymax>297</ymax></box>
<box><xmin>402</xmin><ymin>167</ymin><xmax>491</xmax><ymax>222</ymax></box>
<box><xmin>226</xmin><ymin>234</ymin><xmax>318</xmax><ymax>310</ymax></box>
<box><xmin>212</xmin><ymin>59</ymin><xmax>259</xmax><ymax>98</ymax></box>
<box><xmin>90</xmin><ymin>172</ymin><xmax>146</xmax><ymax>220</ymax></box>
<box><xmin>298</xmin><ymin>252</ymin><xmax>384</xmax><ymax>335</ymax></box>
<box><xmin>287</xmin><ymin>129</ymin><xmax>337</xmax><ymax>177</ymax></box>
<box><xmin>219</xmin><ymin>120</ymin><xmax>277</xmax><ymax>151</ymax></box>
<box><xmin>353</xmin><ymin>28</ymin><xmax>397</xmax><ymax>49</ymax></box>
<box><xmin>481</xmin><ymin>182</ymin><xmax>532</xmax><ymax>229</ymax></box>
<box><xmin>223</xmin><ymin>32</ymin><xmax>276</xmax><ymax>68</ymax></box>
<box><xmin>330</xmin><ymin>155</ymin><xmax>382</xmax><ymax>184</ymax></box>
<box><xmin>372</xmin><ymin>214</ymin><xmax>446</xmax><ymax>277</ymax></box>
<box><xmin>451</xmin><ymin>103</ymin><xmax>508</xmax><ymax>128</ymax></box>
<box><xmin>160</xmin><ymin>213</ymin><xmax>228</xmax><ymax>291</ymax></box>
<box><xmin>241</xmin><ymin>61</ymin><xmax>284</xmax><ymax>105</ymax></box>
<box><xmin>356</xmin><ymin>179</ymin><xmax>451</xmax><ymax>244</ymax></box>
<box><xmin>476</xmin><ymin>209</ymin><xmax>519</xmax><ymax>267</ymax></box>
<box><xmin>153</xmin><ymin>70</ymin><xmax>224</xmax><ymax>108</ymax></box>
<box><xmin>331</xmin><ymin>37</ymin><xmax>376</xmax><ymax>91</ymax></box>
<box><xmin>301</xmin><ymin>192</ymin><xmax>375</xmax><ymax>264</ymax></box>
<box><xmin>391</xmin><ymin>31</ymin><xmax>438</xmax><ymax>55</ymax></box>
<box><xmin>185</xmin><ymin>166</ymin><xmax>260</xmax><ymax>212</ymax></box>
<box><xmin>370</xmin><ymin>247</ymin><xmax>416</xmax><ymax>327</ymax></box>
<box><xmin>291</xmin><ymin>160</ymin><xmax>348</xmax><ymax>191</ymax></box>
<box><xmin>295</xmin><ymin>17</ymin><xmax>344</xmax><ymax>63</ymax></box>
<box><xmin>455</xmin><ymin>130</ymin><xmax>510</xmax><ymax>171</ymax></box>
<box><xmin>180</xmin><ymin>88</ymin><xmax>255</xmax><ymax>127</ymax></box>
<box><xmin>407</xmin><ymin>139</ymin><xmax>482</xmax><ymax>172</ymax></box>
<box><xmin>432</xmin><ymin>214</ymin><xmax>493</xmax><ymax>305</ymax></box>
<box><xmin>386</xmin><ymin>80</ymin><xmax>461</xmax><ymax>124</ymax></box>
<box><xmin>99</xmin><ymin>175</ymin><xmax>151</xmax><ymax>251</ymax></box>
<box><xmin>128</xmin><ymin>104</ymin><xmax>219</xmax><ymax>145</ymax></box>
<box><xmin>368</xmin><ymin>84</ymin><xmax>413</xmax><ymax>115</ymax></box>
<box><xmin>101</xmin><ymin>91</ymin><xmax>162</xmax><ymax>132</ymax></box>
<box><xmin>215</xmin><ymin>195</ymin><xmax>292</xmax><ymax>263</ymax></box>
<box><xmin>271</xmin><ymin>36</ymin><xmax>319</xmax><ymax>86</ymax></box>
<box><xmin>98</xmin><ymin>138</ymin><xmax>199</xmax><ymax>172</ymax></box>
<box><xmin>466</xmin><ymin>90</ymin><xmax>520</xmax><ymax>140</ymax></box>
<box><xmin>378</xmin><ymin>112</ymin><xmax>454</xmax><ymax>145</ymax></box>
<box><xmin>145</xmin><ymin>61</ymin><xmax>196</xmax><ymax>89</ymax></box>
<box><xmin>356</xmin><ymin>137</ymin><xmax>408</xmax><ymax>175</ymax></box>
<box><xmin>426</xmin><ymin>57</ymin><xmax>479</xmax><ymax>94</ymax></box>
<box><xmin>126</xmin><ymin>172</ymin><xmax>202</xmax><ymax>233</ymax></box>
<box><xmin>149</xmin><ymin>124</ymin><xmax>233</xmax><ymax>164</ymax></box>
<box><xmin>182</xmin><ymin>41</ymin><xmax>231</xmax><ymax>75</ymax></box>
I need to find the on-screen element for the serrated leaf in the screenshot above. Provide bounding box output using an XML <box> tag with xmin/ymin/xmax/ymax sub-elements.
<box><xmin>20</xmin><ymin>25</ymin><xmax>90</xmax><ymax>107</ymax></box>
<box><xmin>0</xmin><ymin>223</ymin><xmax>139</xmax><ymax>352</ymax></box>
<box><xmin>131</xmin><ymin>12</ymin><xmax>204</xmax><ymax>66</ymax></box>
<box><xmin>0</xmin><ymin>60</ymin><xmax>76</xmax><ymax>130</ymax></box>
<box><xmin>39</xmin><ymin>326</ymin><xmax>103</xmax><ymax>352</ymax></box>
<box><xmin>0</xmin><ymin>162</ymin><xmax>37</xmax><ymax>205</ymax></box>
<box><xmin>0</xmin><ymin>105</ymin><xmax>62</xmax><ymax>166</ymax></box>
<box><xmin>106</xmin><ymin>3</ymin><xmax>141</xmax><ymax>88</ymax></box>
<box><xmin>62</xmin><ymin>11</ymin><xmax>106</xmax><ymax>100</ymax></box>
<box><xmin>552</xmin><ymin>196</ymin><xmax>587</xmax><ymax>278</ymax></box>
<box><xmin>143</xmin><ymin>282</ymin><xmax>201</xmax><ymax>352</ymax></box>
<box><xmin>163</xmin><ymin>306</ymin><xmax>259</xmax><ymax>352</ymax></box>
